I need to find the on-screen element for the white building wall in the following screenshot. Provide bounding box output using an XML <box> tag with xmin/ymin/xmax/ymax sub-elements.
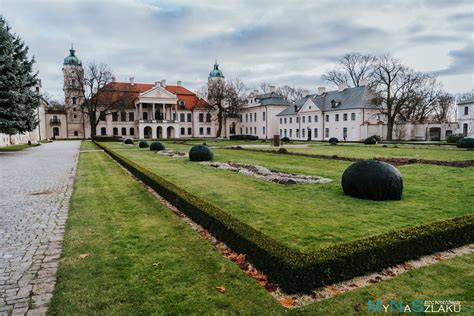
<box><xmin>457</xmin><ymin>102</ymin><xmax>474</xmax><ymax>137</ymax></box>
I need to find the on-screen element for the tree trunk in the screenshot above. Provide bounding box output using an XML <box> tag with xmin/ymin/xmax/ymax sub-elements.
<box><xmin>386</xmin><ymin>115</ymin><xmax>394</xmax><ymax>141</ymax></box>
<box><xmin>89</xmin><ymin>111</ymin><xmax>97</xmax><ymax>138</ymax></box>
<box><xmin>216</xmin><ymin>109</ymin><xmax>223</xmax><ymax>138</ymax></box>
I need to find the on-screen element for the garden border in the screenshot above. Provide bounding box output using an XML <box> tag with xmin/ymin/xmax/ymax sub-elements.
<box><xmin>95</xmin><ymin>141</ymin><xmax>474</xmax><ymax>293</ymax></box>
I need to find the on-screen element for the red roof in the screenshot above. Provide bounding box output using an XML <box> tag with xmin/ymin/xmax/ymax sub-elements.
<box><xmin>98</xmin><ymin>82</ymin><xmax>209</xmax><ymax>110</ymax></box>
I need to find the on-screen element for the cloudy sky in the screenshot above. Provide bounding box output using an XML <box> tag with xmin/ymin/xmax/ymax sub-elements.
<box><xmin>1</xmin><ymin>0</ymin><xmax>473</xmax><ymax>100</ymax></box>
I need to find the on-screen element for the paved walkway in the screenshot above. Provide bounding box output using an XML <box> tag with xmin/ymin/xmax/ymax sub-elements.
<box><xmin>0</xmin><ymin>141</ymin><xmax>80</xmax><ymax>316</ymax></box>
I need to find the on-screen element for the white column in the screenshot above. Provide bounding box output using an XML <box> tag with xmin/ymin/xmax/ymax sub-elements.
<box><xmin>152</xmin><ymin>103</ymin><xmax>155</xmax><ymax>121</ymax></box>
<box><xmin>139</xmin><ymin>103</ymin><xmax>143</xmax><ymax>120</ymax></box>
<box><xmin>162</xmin><ymin>104</ymin><xmax>165</xmax><ymax>120</ymax></box>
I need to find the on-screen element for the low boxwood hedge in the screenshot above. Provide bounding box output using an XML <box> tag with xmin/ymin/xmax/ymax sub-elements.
<box><xmin>95</xmin><ymin>141</ymin><xmax>474</xmax><ymax>293</ymax></box>
<box><xmin>229</xmin><ymin>134</ymin><xmax>259</xmax><ymax>140</ymax></box>
<box><xmin>457</xmin><ymin>137</ymin><xmax>474</xmax><ymax>148</ymax></box>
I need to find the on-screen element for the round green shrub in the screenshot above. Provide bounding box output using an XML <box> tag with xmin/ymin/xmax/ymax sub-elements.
<box><xmin>364</xmin><ymin>137</ymin><xmax>377</xmax><ymax>145</ymax></box>
<box><xmin>342</xmin><ymin>160</ymin><xmax>403</xmax><ymax>201</ymax></box>
<box><xmin>329</xmin><ymin>137</ymin><xmax>339</xmax><ymax>144</ymax></box>
<box><xmin>139</xmin><ymin>140</ymin><xmax>149</xmax><ymax>148</ymax></box>
<box><xmin>447</xmin><ymin>134</ymin><xmax>464</xmax><ymax>144</ymax></box>
<box><xmin>370</xmin><ymin>135</ymin><xmax>382</xmax><ymax>141</ymax></box>
<box><xmin>124</xmin><ymin>138</ymin><xmax>134</xmax><ymax>145</ymax></box>
<box><xmin>150</xmin><ymin>141</ymin><xmax>165</xmax><ymax>151</ymax></box>
<box><xmin>457</xmin><ymin>137</ymin><xmax>474</xmax><ymax>148</ymax></box>
<box><xmin>189</xmin><ymin>145</ymin><xmax>213</xmax><ymax>161</ymax></box>
<box><xmin>281</xmin><ymin>137</ymin><xmax>290</xmax><ymax>143</ymax></box>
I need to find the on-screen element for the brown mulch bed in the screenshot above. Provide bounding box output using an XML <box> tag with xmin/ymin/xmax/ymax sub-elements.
<box><xmin>229</xmin><ymin>146</ymin><xmax>474</xmax><ymax>168</ymax></box>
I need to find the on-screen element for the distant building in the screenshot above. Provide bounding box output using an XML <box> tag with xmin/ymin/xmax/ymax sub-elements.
<box><xmin>457</xmin><ymin>97</ymin><xmax>474</xmax><ymax>137</ymax></box>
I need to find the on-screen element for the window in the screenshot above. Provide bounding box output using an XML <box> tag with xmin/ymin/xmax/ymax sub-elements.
<box><xmin>187</xmin><ymin>113</ymin><xmax>192</xmax><ymax>122</ymax></box>
<box><xmin>343</xmin><ymin>127</ymin><xmax>348</xmax><ymax>140</ymax></box>
<box><xmin>289</xmin><ymin>129</ymin><xmax>292</xmax><ymax>137</ymax></box>
<box><xmin>296</xmin><ymin>117</ymin><xmax>299</xmax><ymax>123</ymax></box>
<box><xmin>325</xmin><ymin>115</ymin><xmax>329</xmax><ymax>122</ymax></box>
<box><xmin>73</xmin><ymin>115</ymin><xmax>77</xmax><ymax>119</ymax></box>
<box><xmin>240</xmin><ymin>115</ymin><xmax>243</xmax><ymax>122</ymax></box>
<box><xmin>72</xmin><ymin>97</ymin><xmax>76</xmax><ymax>105</ymax></box>
<box><xmin>351</xmin><ymin>113</ymin><xmax>356</xmax><ymax>121</ymax></box>
<box><xmin>199</xmin><ymin>113</ymin><xmax>204</xmax><ymax>122</ymax></box>
<box><xmin>240</xmin><ymin>127</ymin><xmax>243</xmax><ymax>134</ymax></box>
<box><xmin>250</xmin><ymin>113</ymin><xmax>252</xmax><ymax>122</ymax></box>
<box><xmin>246</xmin><ymin>114</ymin><xmax>249</xmax><ymax>122</ymax></box>
<box><xmin>207</xmin><ymin>127</ymin><xmax>211</xmax><ymax>135</ymax></box>
<box><xmin>72</xmin><ymin>79</ymin><xmax>76</xmax><ymax>86</ymax></box>
<box><xmin>308</xmin><ymin>116</ymin><xmax>311</xmax><ymax>123</ymax></box>
<box><xmin>181</xmin><ymin>127</ymin><xmax>185</xmax><ymax>135</ymax></box>
<box><xmin>206</xmin><ymin>113</ymin><xmax>211</xmax><ymax>123</ymax></box>
<box><xmin>173</xmin><ymin>113</ymin><xmax>177</xmax><ymax>121</ymax></box>
<box><xmin>314</xmin><ymin>128</ymin><xmax>318</xmax><ymax>138</ymax></box>
<box><xmin>101</xmin><ymin>127</ymin><xmax>106</xmax><ymax>135</ymax></box>
<box><xmin>302</xmin><ymin>129</ymin><xmax>305</xmax><ymax>138</ymax></box>
<box><xmin>112</xmin><ymin>112</ymin><xmax>118</xmax><ymax>121</ymax></box>
<box><xmin>465</xmin><ymin>107</ymin><xmax>469</xmax><ymax>115</ymax></box>
<box><xmin>280</xmin><ymin>118</ymin><xmax>282</xmax><ymax>124</ymax></box>
<box><xmin>100</xmin><ymin>111</ymin><xmax>106</xmax><ymax>121</ymax></box>
<box><xmin>343</xmin><ymin>113</ymin><xmax>347</xmax><ymax>121</ymax></box>
<box><xmin>121</xmin><ymin>127</ymin><xmax>126</xmax><ymax>135</ymax></box>
<box><xmin>302</xmin><ymin>116</ymin><xmax>306</xmax><ymax>123</ymax></box>
<box><xmin>180</xmin><ymin>113</ymin><xmax>185</xmax><ymax>122</ymax></box>
<box><xmin>143</xmin><ymin>112</ymin><xmax>148</xmax><ymax>120</ymax></box>
<box><xmin>74</xmin><ymin>131</ymin><xmax>78</xmax><ymax>136</ymax></box>
<box><xmin>187</xmin><ymin>127</ymin><xmax>192</xmax><ymax>135</ymax></box>
<box><xmin>121</xmin><ymin>112</ymin><xmax>126</xmax><ymax>121</ymax></box>
<box><xmin>246</xmin><ymin>127</ymin><xmax>248</xmax><ymax>134</ymax></box>
<box><xmin>73</xmin><ymin>107</ymin><xmax>76</xmax><ymax>112</ymax></box>
<box><xmin>296</xmin><ymin>129</ymin><xmax>299</xmax><ymax>138</ymax></box>
<box><xmin>263</xmin><ymin>112</ymin><xmax>266</xmax><ymax>121</ymax></box>
<box><xmin>113</xmin><ymin>127</ymin><xmax>118</xmax><ymax>135</ymax></box>
<box><xmin>129</xmin><ymin>112</ymin><xmax>134</xmax><ymax>121</ymax></box>
<box><xmin>130</xmin><ymin>127</ymin><xmax>134</xmax><ymax>135</ymax></box>
<box><xmin>279</xmin><ymin>129</ymin><xmax>282</xmax><ymax>137</ymax></box>
<box><xmin>263</xmin><ymin>126</ymin><xmax>265</xmax><ymax>134</ymax></box>
<box><xmin>314</xmin><ymin>115</ymin><xmax>318</xmax><ymax>122</ymax></box>
<box><xmin>254</xmin><ymin>113</ymin><xmax>257</xmax><ymax>121</ymax></box>
<box><xmin>284</xmin><ymin>129</ymin><xmax>287</xmax><ymax>137</ymax></box>
<box><xmin>335</xmin><ymin>114</ymin><xmax>339</xmax><ymax>121</ymax></box>
<box><xmin>325</xmin><ymin>128</ymin><xmax>329</xmax><ymax>138</ymax></box>
<box><xmin>199</xmin><ymin>127</ymin><xmax>204</xmax><ymax>135</ymax></box>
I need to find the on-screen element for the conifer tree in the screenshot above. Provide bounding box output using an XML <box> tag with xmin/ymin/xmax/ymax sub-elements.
<box><xmin>0</xmin><ymin>16</ymin><xmax>39</xmax><ymax>143</ymax></box>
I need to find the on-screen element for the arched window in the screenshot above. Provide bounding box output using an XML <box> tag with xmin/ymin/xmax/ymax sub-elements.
<box><xmin>187</xmin><ymin>127</ymin><xmax>192</xmax><ymax>135</ymax></box>
<box><xmin>72</xmin><ymin>97</ymin><xmax>76</xmax><ymax>105</ymax></box>
<box><xmin>206</xmin><ymin>127</ymin><xmax>211</xmax><ymax>135</ymax></box>
<box><xmin>199</xmin><ymin>127</ymin><xmax>204</xmax><ymax>135</ymax></box>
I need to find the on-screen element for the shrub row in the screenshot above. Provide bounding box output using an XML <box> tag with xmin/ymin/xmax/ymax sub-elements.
<box><xmin>447</xmin><ymin>133</ymin><xmax>464</xmax><ymax>144</ymax></box>
<box><xmin>229</xmin><ymin>134</ymin><xmax>259</xmax><ymax>140</ymax></box>
<box><xmin>457</xmin><ymin>138</ymin><xmax>474</xmax><ymax>148</ymax></box>
<box><xmin>95</xmin><ymin>141</ymin><xmax>474</xmax><ymax>293</ymax></box>
<box><xmin>92</xmin><ymin>135</ymin><xmax>123</xmax><ymax>142</ymax></box>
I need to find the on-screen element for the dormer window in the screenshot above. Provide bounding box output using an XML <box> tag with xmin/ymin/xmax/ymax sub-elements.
<box><xmin>331</xmin><ymin>100</ymin><xmax>341</xmax><ymax>108</ymax></box>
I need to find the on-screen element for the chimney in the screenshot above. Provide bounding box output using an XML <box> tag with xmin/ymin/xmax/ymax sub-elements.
<box><xmin>155</xmin><ymin>81</ymin><xmax>160</xmax><ymax>86</ymax></box>
<box><xmin>177</xmin><ymin>80</ymin><xmax>182</xmax><ymax>86</ymax></box>
<box><xmin>359</xmin><ymin>79</ymin><xmax>369</xmax><ymax>86</ymax></box>
<box><xmin>129</xmin><ymin>77</ymin><xmax>135</xmax><ymax>86</ymax></box>
<box><xmin>269</xmin><ymin>85</ymin><xmax>276</xmax><ymax>93</ymax></box>
<box><xmin>338</xmin><ymin>82</ymin><xmax>349</xmax><ymax>92</ymax></box>
<box><xmin>112</xmin><ymin>76</ymin><xmax>116</xmax><ymax>82</ymax></box>
<box><xmin>317</xmin><ymin>86</ymin><xmax>326</xmax><ymax>95</ymax></box>
<box><xmin>294</xmin><ymin>105</ymin><xmax>298</xmax><ymax>112</ymax></box>
<box><xmin>160</xmin><ymin>79</ymin><xmax>166</xmax><ymax>87</ymax></box>
<box><xmin>302</xmin><ymin>89</ymin><xmax>310</xmax><ymax>97</ymax></box>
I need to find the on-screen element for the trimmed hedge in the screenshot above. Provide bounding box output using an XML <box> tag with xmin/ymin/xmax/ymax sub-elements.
<box><xmin>124</xmin><ymin>138</ymin><xmax>134</xmax><ymax>145</ymax></box>
<box><xmin>139</xmin><ymin>140</ymin><xmax>149</xmax><ymax>148</ymax></box>
<box><xmin>457</xmin><ymin>138</ymin><xmax>474</xmax><ymax>148</ymax></box>
<box><xmin>447</xmin><ymin>134</ymin><xmax>464</xmax><ymax>144</ymax></box>
<box><xmin>95</xmin><ymin>141</ymin><xmax>474</xmax><ymax>293</ymax></box>
<box><xmin>364</xmin><ymin>137</ymin><xmax>377</xmax><ymax>145</ymax></box>
<box><xmin>150</xmin><ymin>141</ymin><xmax>165</xmax><ymax>151</ymax></box>
<box><xmin>281</xmin><ymin>137</ymin><xmax>291</xmax><ymax>143</ymax></box>
<box><xmin>189</xmin><ymin>145</ymin><xmax>214</xmax><ymax>161</ymax></box>
<box><xmin>92</xmin><ymin>135</ymin><xmax>122</xmax><ymax>142</ymax></box>
<box><xmin>229</xmin><ymin>134</ymin><xmax>259</xmax><ymax>140</ymax></box>
<box><xmin>329</xmin><ymin>137</ymin><xmax>339</xmax><ymax>144</ymax></box>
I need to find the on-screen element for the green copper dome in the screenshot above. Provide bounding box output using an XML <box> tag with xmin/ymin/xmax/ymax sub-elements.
<box><xmin>208</xmin><ymin>60</ymin><xmax>224</xmax><ymax>79</ymax></box>
<box><xmin>63</xmin><ymin>45</ymin><xmax>82</xmax><ymax>66</ymax></box>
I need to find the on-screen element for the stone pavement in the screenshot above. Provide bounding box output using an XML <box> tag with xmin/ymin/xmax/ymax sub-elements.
<box><xmin>0</xmin><ymin>141</ymin><xmax>80</xmax><ymax>316</ymax></box>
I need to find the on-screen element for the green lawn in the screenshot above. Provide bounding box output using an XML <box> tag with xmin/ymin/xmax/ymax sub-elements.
<box><xmin>97</xmin><ymin>141</ymin><xmax>474</xmax><ymax>252</ymax></box>
<box><xmin>50</xmin><ymin>141</ymin><xmax>473</xmax><ymax>314</ymax></box>
<box><xmin>49</xmin><ymin>141</ymin><xmax>282</xmax><ymax>314</ymax></box>
<box><xmin>0</xmin><ymin>143</ymin><xmax>40</xmax><ymax>151</ymax></box>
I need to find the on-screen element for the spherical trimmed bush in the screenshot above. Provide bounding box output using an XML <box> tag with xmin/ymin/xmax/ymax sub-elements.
<box><xmin>281</xmin><ymin>137</ymin><xmax>290</xmax><ymax>143</ymax></box>
<box><xmin>329</xmin><ymin>137</ymin><xmax>339</xmax><ymax>145</ymax></box>
<box><xmin>457</xmin><ymin>138</ymin><xmax>474</xmax><ymax>148</ymax></box>
<box><xmin>189</xmin><ymin>144</ymin><xmax>213</xmax><ymax>161</ymax></box>
<box><xmin>139</xmin><ymin>140</ymin><xmax>149</xmax><ymax>148</ymax></box>
<box><xmin>150</xmin><ymin>141</ymin><xmax>165</xmax><ymax>151</ymax></box>
<box><xmin>364</xmin><ymin>137</ymin><xmax>377</xmax><ymax>145</ymax></box>
<box><xmin>342</xmin><ymin>160</ymin><xmax>403</xmax><ymax>201</ymax></box>
<box><xmin>124</xmin><ymin>138</ymin><xmax>134</xmax><ymax>145</ymax></box>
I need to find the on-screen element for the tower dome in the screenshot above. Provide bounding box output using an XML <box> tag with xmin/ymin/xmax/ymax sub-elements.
<box><xmin>63</xmin><ymin>44</ymin><xmax>82</xmax><ymax>66</ymax></box>
<box><xmin>208</xmin><ymin>60</ymin><xmax>224</xmax><ymax>80</ymax></box>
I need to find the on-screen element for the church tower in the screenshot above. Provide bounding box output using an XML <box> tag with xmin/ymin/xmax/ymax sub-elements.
<box><xmin>62</xmin><ymin>44</ymin><xmax>86</xmax><ymax>138</ymax></box>
<box><xmin>208</xmin><ymin>59</ymin><xmax>225</xmax><ymax>82</ymax></box>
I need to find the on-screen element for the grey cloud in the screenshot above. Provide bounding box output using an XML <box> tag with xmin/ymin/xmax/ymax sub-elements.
<box><xmin>433</xmin><ymin>45</ymin><xmax>474</xmax><ymax>76</ymax></box>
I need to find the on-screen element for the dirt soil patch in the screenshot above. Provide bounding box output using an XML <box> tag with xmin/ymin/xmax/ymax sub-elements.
<box><xmin>201</xmin><ymin>161</ymin><xmax>332</xmax><ymax>185</ymax></box>
<box><xmin>157</xmin><ymin>150</ymin><xmax>188</xmax><ymax>158</ymax></box>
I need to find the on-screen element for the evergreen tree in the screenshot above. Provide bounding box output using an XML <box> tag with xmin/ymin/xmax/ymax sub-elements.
<box><xmin>0</xmin><ymin>16</ymin><xmax>39</xmax><ymax>143</ymax></box>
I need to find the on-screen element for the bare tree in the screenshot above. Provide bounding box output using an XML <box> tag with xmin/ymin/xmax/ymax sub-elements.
<box><xmin>322</xmin><ymin>53</ymin><xmax>377</xmax><ymax>87</ymax></box>
<box><xmin>203</xmin><ymin>77</ymin><xmax>247</xmax><ymax>137</ymax></box>
<box><xmin>399</xmin><ymin>75</ymin><xmax>442</xmax><ymax>123</ymax></box>
<box><xmin>277</xmin><ymin>85</ymin><xmax>305</xmax><ymax>102</ymax></box>
<box><xmin>65</xmin><ymin>62</ymin><xmax>135</xmax><ymax>137</ymax></box>
<box><xmin>432</xmin><ymin>92</ymin><xmax>455</xmax><ymax>123</ymax></box>
<box><xmin>372</xmin><ymin>55</ymin><xmax>423</xmax><ymax>140</ymax></box>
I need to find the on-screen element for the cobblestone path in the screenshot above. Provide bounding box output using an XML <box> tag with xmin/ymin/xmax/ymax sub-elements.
<box><xmin>0</xmin><ymin>141</ymin><xmax>80</xmax><ymax>315</ymax></box>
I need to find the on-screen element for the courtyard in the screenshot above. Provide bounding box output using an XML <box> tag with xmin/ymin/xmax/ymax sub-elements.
<box><xmin>45</xmin><ymin>139</ymin><xmax>473</xmax><ymax>314</ymax></box>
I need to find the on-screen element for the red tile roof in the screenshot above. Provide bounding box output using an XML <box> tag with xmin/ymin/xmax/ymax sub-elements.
<box><xmin>98</xmin><ymin>82</ymin><xmax>209</xmax><ymax>110</ymax></box>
